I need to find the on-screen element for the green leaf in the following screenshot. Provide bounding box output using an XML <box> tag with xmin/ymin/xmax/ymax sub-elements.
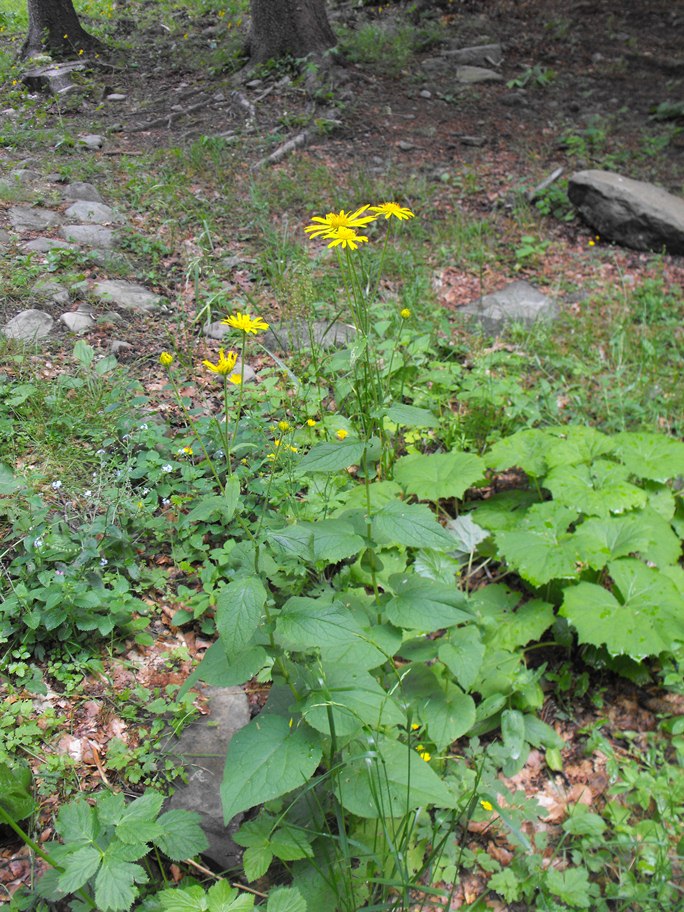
<box><xmin>0</xmin><ymin>463</ymin><xmax>22</xmax><ymax>495</ymax></box>
<box><xmin>545</xmin><ymin>460</ymin><xmax>647</xmax><ymax>517</ymax></box>
<box><xmin>560</xmin><ymin>558</ymin><xmax>684</xmax><ymax>658</ymax></box>
<box><xmin>208</xmin><ymin>881</ymin><xmax>254</xmax><ymax>912</ymax></box>
<box><xmin>386</xmin><ymin>402</ymin><xmax>439</xmax><ymax>428</ymax></box>
<box><xmin>470</xmin><ymin>490</ymin><xmax>540</xmax><ymax>532</ymax></box>
<box><xmin>243</xmin><ymin>844</ymin><xmax>273</xmax><ymax>882</ymax></box>
<box><xmin>523</xmin><ymin>715</ymin><xmax>565</xmax><ymax>750</ymax></box>
<box><xmin>438</xmin><ymin>627</ymin><xmax>485</xmax><ymax>691</ymax></box>
<box><xmin>394</xmin><ymin>451</ymin><xmax>485</xmax><ymax>501</ymax></box>
<box><xmin>56</xmin><ymin>797</ymin><xmax>97</xmax><ymax>846</ymax></box>
<box><xmin>95</xmin><ymin>846</ymin><xmax>148</xmax><ymax>912</ymax></box>
<box><xmin>267</xmin><ymin>887</ymin><xmax>307</xmax><ymax>912</ymax></box>
<box><xmin>401</xmin><ymin>665</ymin><xmax>476</xmax><ymax>750</ymax></box>
<box><xmin>546</xmin><ymin>866</ymin><xmax>593</xmax><ymax>908</ymax></box>
<box><xmin>179</xmin><ymin>642</ymin><xmax>268</xmax><ymax>695</ymax></box>
<box><xmin>543</xmin><ymin>426</ymin><xmax>615</xmax><ymax>468</ymax></box>
<box><xmin>385</xmin><ymin>573</ymin><xmax>472</xmax><ymax>631</ymax></box>
<box><xmin>615</xmin><ymin>431</ymin><xmax>684</xmax><ymax>482</ymax></box>
<box><xmin>221</xmin><ymin>715</ymin><xmax>322</xmax><ymax>823</ymax></box>
<box><xmin>372</xmin><ymin>500</ymin><xmax>457</xmax><ymax>550</ymax></box>
<box><xmin>160</xmin><ymin>885</ymin><xmax>209</xmax><ymax>912</ymax></box>
<box><xmin>57</xmin><ymin>846</ymin><xmax>102</xmax><ymax>894</ymax></box>
<box><xmin>489</xmin><ymin>599</ymin><xmax>555</xmax><ymax>650</ymax></box>
<box><xmin>495</xmin><ymin>502</ymin><xmax>578</xmax><ymax>586</ymax></box>
<box><xmin>276</xmin><ymin>597</ymin><xmax>363</xmax><ymax>650</ymax></box>
<box><xmin>95</xmin><ymin>791</ymin><xmax>126</xmax><ymax>827</ymax></box>
<box><xmin>155</xmin><ymin>809</ymin><xmax>209</xmax><ymax>861</ymax></box>
<box><xmin>274</xmin><ymin>519</ymin><xmax>365</xmax><ymax>564</ymax></box>
<box><xmin>563</xmin><ymin>811</ymin><xmax>606</xmax><ymax>837</ymax></box>
<box><xmin>0</xmin><ymin>762</ymin><xmax>35</xmax><ymax>822</ymax></box>
<box><xmin>302</xmin><ymin>667</ymin><xmax>406</xmax><ymax>736</ymax></box>
<box><xmin>501</xmin><ymin>709</ymin><xmax>526</xmax><ymax>761</ymax></box>
<box><xmin>183</xmin><ymin>477</ymin><xmax>240</xmax><ymax>525</ymax></box>
<box><xmin>339</xmin><ymin>480</ymin><xmax>403</xmax><ymax>510</ymax></box>
<box><xmin>297</xmin><ymin>438</ymin><xmax>373</xmax><ymax>474</ymax></box>
<box><xmin>216</xmin><ymin>577</ymin><xmax>267</xmax><ymax>659</ymax></box>
<box><xmin>574</xmin><ymin>515</ymin><xmax>654</xmax><ymax>570</ymax></box>
<box><xmin>336</xmin><ymin>735</ymin><xmax>459</xmax><ymax>818</ymax></box>
<box><xmin>485</xmin><ymin>428</ymin><xmax>548</xmax><ymax>477</ymax></box>
<box><xmin>270</xmin><ymin>827</ymin><xmax>314</xmax><ymax>862</ymax></box>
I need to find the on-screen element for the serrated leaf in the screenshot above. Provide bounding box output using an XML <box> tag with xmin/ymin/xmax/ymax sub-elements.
<box><xmin>394</xmin><ymin>451</ymin><xmax>485</xmax><ymax>501</ymax></box>
<box><xmin>297</xmin><ymin>438</ymin><xmax>371</xmax><ymax>474</ymax></box>
<box><xmin>543</xmin><ymin>426</ymin><xmax>615</xmax><ymax>468</ymax></box>
<box><xmin>563</xmin><ymin>811</ymin><xmax>606</xmax><ymax>837</ymax></box>
<box><xmin>159</xmin><ymin>885</ymin><xmax>209</xmax><ymax>912</ymax></box>
<box><xmin>413</xmin><ymin>548</ymin><xmax>461</xmax><ymax>584</ymax></box>
<box><xmin>216</xmin><ymin>577</ymin><xmax>267</xmax><ymax>659</ymax></box>
<box><xmin>267</xmin><ymin>887</ymin><xmax>307</xmax><ymax>912</ymax></box>
<box><xmin>336</xmin><ymin>736</ymin><xmax>459</xmax><ymax>817</ymax></box>
<box><xmin>0</xmin><ymin>762</ymin><xmax>35</xmax><ymax>821</ymax></box>
<box><xmin>95</xmin><ymin>849</ymin><xmax>148</xmax><ymax>912</ymax></box>
<box><xmin>445</xmin><ymin>514</ymin><xmax>490</xmax><ymax>555</ymax></box>
<box><xmin>574</xmin><ymin>515</ymin><xmax>653</xmax><ymax>570</ymax></box>
<box><xmin>276</xmin><ymin>597</ymin><xmax>362</xmax><ymax>649</ymax></box>
<box><xmin>545</xmin><ymin>460</ymin><xmax>647</xmax><ymax>517</ymax></box>
<box><xmin>401</xmin><ymin>665</ymin><xmax>476</xmax><ymax>750</ymax></box>
<box><xmin>155</xmin><ymin>809</ymin><xmax>208</xmax><ymax>860</ymax></box>
<box><xmin>270</xmin><ymin>827</ymin><xmax>314</xmax><ymax>862</ymax></box>
<box><xmin>242</xmin><ymin>844</ymin><xmax>273</xmax><ymax>882</ymax></box>
<box><xmin>221</xmin><ymin>715</ymin><xmax>322</xmax><ymax>823</ymax></box>
<box><xmin>372</xmin><ymin>500</ymin><xmax>456</xmax><ymax>550</ymax></box>
<box><xmin>57</xmin><ymin>846</ymin><xmax>102</xmax><ymax>894</ymax></box>
<box><xmin>95</xmin><ymin>791</ymin><xmax>126</xmax><ymax>827</ymax></box>
<box><xmin>469</xmin><ymin>490</ymin><xmax>540</xmax><ymax>532</ymax></box>
<box><xmin>490</xmin><ymin>599</ymin><xmax>555</xmax><ymax>650</ymax></box>
<box><xmin>523</xmin><ymin>715</ymin><xmax>564</xmax><ymax>750</ymax></box>
<box><xmin>208</xmin><ymin>881</ymin><xmax>254</xmax><ymax>912</ymax></box>
<box><xmin>495</xmin><ymin>529</ymin><xmax>577</xmax><ymax>587</ymax></box>
<box><xmin>386</xmin><ymin>402</ymin><xmax>439</xmax><ymax>428</ymax></box>
<box><xmin>438</xmin><ymin>626</ymin><xmax>485</xmax><ymax>691</ymax></box>
<box><xmin>560</xmin><ymin>558</ymin><xmax>684</xmax><ymax>658</ymax></box>
<box><xmin>56</xmin><ymin>797</ymin><xmax>97</xmax><ymax>846</ymax></box>
<box><xmin>615</xmin><ymin>431</ymin><xmax>684</xmax><ymax>482</ymax></box>
<box><xmin>546</xmin><ymin>866</ymin><xmax>592</xmax><ymax>908</ymax></box>
<box><xmin>485</xmin><ymin>428</ymin><xmax>548</xmax><ymax>477</ymax></box>
<box><xmin>385</xmin><ymin>573</ymin><xmax>471</xmax><ymax>631</ymax></box>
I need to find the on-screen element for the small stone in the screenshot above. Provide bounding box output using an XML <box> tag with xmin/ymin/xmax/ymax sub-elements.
<box><xmin>60</xmin><ymin>312</ymin><xmax>95</xmax><ymax>333</ymax></box>
<box><xmin>62</xmin><ymin>182</ymin><xmax>104</xmax><ymax>203</ymax></box>
<box><xmin>32</xmin><ymin>280</ymin><xmax>70</xmax><ymax>306</ymax></box>
<box><xmin>22</xmin><ymin>237</ymin><xmax>77</xmax><ymax>253</ymax></box>
<box><xmin>455</xmin><ymin>65</ymin><xmax>503</xmax><ymax>84</ymax></box>
<box><xmin>245</xmin><ymin>79</ymin><xmax>262</xmax><ymax>88</ymax></box>
<box><xmin>9</xmin><ymin>168</ymin><xmax>41</xmax><ymax>183</ymax></box>
<box><xmin>91</xmin><ymin>280</ymin><xmax>162</xmax><ymax>312</ymax></box>
<box><xmin>443</xmin><ymin>43</ymin><xmax>503</xmax><ymax>66</ymax></box>
<box><xmin>106</xmin><ymin>93</ymin><xmax>127</xmax><ymax>101</ymax></box>
<box><xmin>419</xmin><ymin>89</ymin><xmax>432</xmax><ymax>99</ymax></box>
<box><xmin>398</xmin><ymin>140</ymin><xmax>416</xmax><ymax>151</ymax></box>
<box><xmin>78</xmin><ymin>134</ymin><xmax>104</xmax><ymax>151</ymax></box>
<box><xmin>85</xmin><ymin>249</ymin><xmax>130</xmax><ymax>270</ymax></box>
<box><xmin>3</xmin><ymin>309</ymin><xmax>54</xmax><ymax>341</ymax></box>
<box><xmin>0</xmin><ymin>229</ymin><xmax>12</xmax><ymax>244</ymax></box>
<box><xmin>61</xmin><ymin>225</ymin><xmax>116</xmax><ymax>248</ymax></box>
<box><xmin>110</xmin><ymin>339</ymin><xmax>133</xmax><ymax>355</ymax></box>
<box><xmin>9</xmin><ymin>205</ymin><xmax>62</xmax><ymax>231</ymax></box>
<box><xmin>501</xmin><ymin>91</ymin><xmax>528</xmax><ymax>106</ymax></box>
<box><xmin>460</xmin><ymin>135</ymin><xmax>486</xmax><ymax>146</ymax></box>
<box><xmin>65</xmin><ymin>200</ymin><xmax>122</xmax><ymax>224</ymax></box>
<box><xmin>261</xmin><ymin>320</ymin><xmax>356</xmax><ymax>354</ymax></box>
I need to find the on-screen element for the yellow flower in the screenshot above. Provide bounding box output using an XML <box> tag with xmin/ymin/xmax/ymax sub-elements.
<box><xmin>222</xmin><ymin>312</ymin><xmax>269</xmax><ymax>335</ymax></box>
<box><xmin>274</xmin><ymin>439</ymin><xmax>282</xmax><ymax>447</ymax></box>
<box><xmin>419</xmin><ymin>751</ymin><xmax>431</xmax><ymax>762</ymax></box>
<box><xmin>588</xmin><ymin>239</ymin><xmax>595</xmax><ymax>247</ymax></box>
<box><xmin>306</xmin><ymin>418</ymin><xmax>317</xmax><ymax>427</ymax></box>
<box><xmin>480</xmin><ymin>800</ymin><xmax>494</xmax><ymax>812</ymax></box>
<box><xmin>228</xmin><ymin>373</ymin><xmax>242</xmax><ymax>385</ymax></box>
<box><xmin>335</xmin><ymin>429</ymin><xmax>348</xmax><ymax>440</ymax></box>
<box><xmin>324</xmin><ymin>227</ymin><xmax>369</xmax><ymax>250</ymax></box>
<box><xmin>411</xmin><ymin>723</ymin><xmax>420</xmax><ymax>730</ymax></box>
<box><xmin>304</xmin><ymin>205</ymin><xmax>376</xmax><ymax>238</ymax></box>
<box><xmin>370</xmin><ymin>202</ymin><xmax>415</xmax><ymax>221</ymax></box>
<box><xmin>400</xmin><ymin>308</ymin><xmax>411</xmax><ymax>319</ymax></box>
<box><xmin>159</xmin><ymin>351</ymin><xmax>174</xmax><ymax>367</ymax></box>
<box><xmin>286</xmin><ymin>445</ymin><xmax>298</xmax><ymax>453</ymax></box>
<box><xmin>202</xmin><ymin>348</ymin><xmax>238</xmax><ymax>375</ymax></box>
<box><xmin>182</xmin><ymin>446</ymin><xmax>193</xmax><ymax>455</ymax></box>
<box><xmin>278</xmin><ymin>420</ymin><xmax>290</xmax><ymax>432</ymax></box>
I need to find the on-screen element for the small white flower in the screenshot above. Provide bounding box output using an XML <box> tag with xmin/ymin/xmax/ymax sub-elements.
<box><xmin>139</xmin><ymin>423</ymin><xmax>149</xmax><ymax>430</ymax></box>
<box><xmin>100</xmin><ymin>557</ymin><xmax>108</xmax><ymax>567</ymax></box>
<box><xmin>162</xmin><ymin>498</ymin><xmax>171</xmax><ymax>506</ymax></box>
<box><xmin>96</xmin><ymin>449</ymin><xmax>106</xmax><ymax>456</ymax></box>
<box><xmin>55</xmin><ymin>569</ymin><xmax>64</xmax><ymax>576</ymax></box>
<box><xmin>162</xmin><ymin>464</ymin><xmax>173</xmax><ymax>473</ymax></box>
<box><xmin>122</xmin><ymin>434</ymin><xmax>130</xmax><ymax>441</ymax></box>
<box><xmin>33</xmin><ymin>537</ymin><xmax>44</xmax><ymax>549</ymax></box>
<box><xmin>214</xmin><ymin>449</ymin><xmax>225</xmax><ymax>459</ymax></box>
<box><xmin>51</xmin><ymin>481</ymin><xmax>62</xmax><ymax>490</ymax></box>
<box><xmin>92</xmin><ymin>472</ymin><xmax>97</xmax><ymax>480</ymax></box>
<box><xmin>84</xmin><ymin>490</ymin><xmax>92</xmax><ymax>498</ymax></box>
<box><xmin>141</xmin><ymin>488</ymin><xmax>149</xmax><ymax>496</ymax></box>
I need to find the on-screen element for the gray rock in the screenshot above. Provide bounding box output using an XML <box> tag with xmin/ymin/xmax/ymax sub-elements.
<box><xmin>455</xmin><ymin>66</ymin><xmax>504</xmax><ymax>84</ymax></box>
<box><xmin>421</xmin><ymin>56</ymin><xmax>449</xmax><ymax>76</ymax></box>
<box><xmin>460</xmin><ymin>135</ymin><xmax>486</xmax><ymax>146</ymax></box>
<box><xmin>32</xmin><ymin>280</ymin><xmax>70</xmax><ymax>306</ymax></box>
<box><xmin>568</xmin><ymin>170</ymin><xmax>684</xmax><ymax>254</ymax></box>
<box><xmin>78</xmin><ymin>134</ymin><xmax>104</xmax><ymax>151</ymax></box>
<box><xmin>65</xmin><ymin>200</ymin><xmax>122</xmax><ymax>224</ymax></box>
<box><xmin>443</xmin><ymin>43</ymin><xmax>503</xmax><ymax>66</ymax></box>
<box><xmin>61</xmin><ymin>224</ymin><xmax>117</xmax><ymax>248</ymax></box>
<box><xmin>9</xmin><ymin>206</ymin><xmax>62</xmax><ymax>231</ymax></box>
<box><xmin>262</xmin><ymin>320</ymin><xmax>356</xmax><ymax>353</ymax></box>
<box><xmin>10</xmin><ymin>168</ymin><xmax>41</xmax><ymax>183</ymax></box>
<box><xmin>164</xmin><ymin>686</ymin><xmax>250</xmax><ymax>870</ymax></box>
<box><xmin>3</xmin><ymin>309</ymin><xmax>54</xmax><ymax>341</ymax></box>
<box><xmin>91</xmin><ymin>280</ymin><xmax>162</xmax><ymax>312</ymax></box>
<box><xmin>63</xmin><ymin>182</ymin><xmax>104</xmax><ymax>203</ymax></box>
<box><xmin>110</xmin><ymin>339</ymin><xmax>133</xmax><ymax>355</ymax></box>
<box><xmin>398</xmin><ymin>140</ymin><xmax>416</xmax><ymax>151</ymax></box>
<box><xmin>22</xmin><ymin>236</ymin><xmax>77</xmax><ymax>254</ymax></box>
<box><xmin>0</xmin><ymin>229</ymin><xmax>12</xmax><ymax>244</ymax></box>
<box><xmin>60</xmin><ymin>312</ymin><xmax>95</xmax><ymax>333</ymax></box>
<box><xmin>106</xmin><ymin>93</ymin><xmax>127</xmax><ymax>101</ymax></box>
<box><xmin>460</xmin><ymin>281</ymin><xmax>557</xmax><ymax>333</ymax></box>
<box><xmin>22</xmin><ymin>61</ymin><xmax>84</xmax><ymax>95</ymax></box>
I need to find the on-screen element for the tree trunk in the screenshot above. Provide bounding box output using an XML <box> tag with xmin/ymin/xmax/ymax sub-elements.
<box><xmin>249</xmin><ymin>0</ymin><xmax>336</xmax><ymax>64</ymax></box>
<box><xmin>21</xmin><ymin>0</ymin><xmax>102</xmax><ymax>59</ymax></box>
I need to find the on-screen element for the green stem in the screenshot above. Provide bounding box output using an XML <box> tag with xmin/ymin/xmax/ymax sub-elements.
<box><xmin>223</xmin><ymin>375</ymin><xmax>233</xmax><ymax>475</ymax></box>
<box><xmin>230</xmin><ymin>335</ymin><xmax>248</xmax><ymax>453</ymax></box>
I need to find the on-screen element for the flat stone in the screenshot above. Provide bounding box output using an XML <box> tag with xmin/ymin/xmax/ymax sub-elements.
<box><xmin>443</xmin><ymin>43</ymin><xmax>503</xmax><ymax>66</ymax></box>
<box><xmin>60</xmin><ymin>312</ymin><xmax>94</xmax><ymax>333</ymax></box>
<box><xmin>22</xmin><ymin>62</ymin><xmax>84</xmax><ymax>96</ymax></box>
<box><xmin>22</xmin><ymin>237</ymin><xmax>77</xmax><ymax>253</ymax></box>
<box><xmin>9</xmin><ymin>205</ymin><xmax>62</xmax><ymax>231</ymax></box>
<box><xmin>163</xmin><ymin>686</ymin><xmax>250</xmax><ymax>870</ymax></box>
<box><xmin>3</xmin><ymin>309</ymin><xmax>54</xmax><ymax>341</ymax></box>
<box><xmin>10</xmin><ymin>168</ymin><xmax>41</xmax><ymax>183</ymax></box>
<box><xmin>61</xmin><ymin>224</ymin><xmax>116</xmax><ymax>248</ymax></box>
<box><xmin>460</xmin><ymin>280</ymin><xmax>557</xmax><ymax>333</ymax></box>
<box><xmin>106</xmin><ymin>93</ymin><xmax>127</xmax><ymax>101</ymax></box>
<box><xmin>110</xmin><ymin>339</ymin><xmax>133</xmax><ymax>355</ymax></box>
<box><xmin>65</xmin><ymin>200</ymin><xmax>121</xmax><ymax>224</ymax></box>
<box><xmin>62</xmin><ymin>182</ymin><xmax>104</xmax><ymax>203</ymax></box>
<box><xmin>568</xmin><ymin>170</ymin><xmax>684</xmax><ymax>254</ymax></box>
<box><xmin>32</xmin><ymin>280</ymin><xmax>70</xmax><ymax>306</ymax></box>
<box><xmin>0</xmin><ymin>229</ymin><xmax>12</xmax><ymax>244</ymax></box>
<box><xmin>455</xmin><ymin>65</ymin><xmax>504</xmax><ymax>84</ymax></box>
<box><xmin>78</xmin><ymin>134</ymin><xmax>104</xmax><ymax>151</ymax></box>
<box><xmin>261</xmin><ymin>320</ymin><xmax>356</xmax><ymax>353</ymax></box>
<box><xmin>91</xmin><ymin>280</ymin><xmax>162</xmax><ymax>312</ymax></box>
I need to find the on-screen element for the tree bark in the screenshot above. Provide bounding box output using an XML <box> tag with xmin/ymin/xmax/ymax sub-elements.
<box><xmin>249</xmin><ymin>0</ymin><xmax>336</xmax><ymax>64</ymax></box>
<box><xmin>21</xmin><ymin>0</ymin><xmax>102</xmax><ymax>59</ymax></box>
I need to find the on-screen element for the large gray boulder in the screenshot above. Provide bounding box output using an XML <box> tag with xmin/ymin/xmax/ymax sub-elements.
<box><xmin>3</xmin><ymin>310</ymin><xmax>54</xmax><ymax>341</ymax></box>
<box><xmin>568</xmin><ymin>170</ymin><xmax>684</xmax><ymax>254</ymax></box>
<box><xmin>460</xmin><ymin>280</ymin><xmax>556</xmax><ymax>333</ymax></box>
<box><xmin>164</xmin><ymin>687</ymin><xmax>250</xmax><ymax>871</ymax></box>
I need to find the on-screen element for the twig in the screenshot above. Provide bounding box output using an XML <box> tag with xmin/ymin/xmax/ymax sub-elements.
<box><xmin>180</xmin><ymin>859</ymin><xmax>268</xmax><ymax>898</ymax></box>
<box><xmin>251</xmin><ymin>127</ymin><xmax>317</xmax><ymax>170</ymax></box>
<box><xmin>230</xmin><ymin>90</ymin><xmax>256</xmax><ymax>125</ymax></box>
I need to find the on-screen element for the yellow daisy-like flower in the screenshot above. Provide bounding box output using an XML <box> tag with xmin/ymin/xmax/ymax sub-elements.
<box><xmin>411</xmin><ymin>723</ymin><xmax>420</xmax><ymax>731</ymax></box>
<box><xmin>400</xmin><ymin>308</ymin><xmax>411</xmax><ymax>320</ymax></box>
<box><xmin>228</xmin><ymin>373</ymin><xmax>242</xmax><ymax>386</ymax></box>
<box><xmin>480</xmin><ymin>800</ymin><xmax>494</xmax><ymax>812</ymax></box>
<box><xmin>277</xmin><ymin>420</ymin><xmax>290</xmax><ymax>432</ymax></box>
<box><xmin>418</xmin><ymin>750</ymin><xmax>431</xmax><ymax>762</ymax></box>
<box><xmin>370</xmin><ymin>202</ymin><xmax>415</xmax><ymax>221</ymax></box>
<box><xmin>222</xmin><ymin>312</ymin><xmax>269</xmax><ymax>335</ymax></box>
<box><xmin>306</xmin><ymin>418</ymin><xmax>317</xmax><ymax>427</ymax></box>
<box><xmin>159</xmin><ymin>351</ymin><xmax>174</xmax><ymax>367</ymax></box>
<box><xmin>335</xmin><ymin>429</ymin><xmax>348</xmax><ymax>440</ymax></box>
<box><xmin>182</xmin><ymin>446</ymin><xmax>193</xmax><ymax>455</ymax></box>
<box><xmin>325</xmin><ymin>227</ymin><xmax>369</xmax><ymax>251</ymax></box>
<box><xmin>202</xmin><ymin>348</ymin><xmax>238</xmax><ymax>375</ymax></box>
<box><xmin>304</xmin><ymin>205</ymin><xmax>376</xmax><ymax>238</ymax></box>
